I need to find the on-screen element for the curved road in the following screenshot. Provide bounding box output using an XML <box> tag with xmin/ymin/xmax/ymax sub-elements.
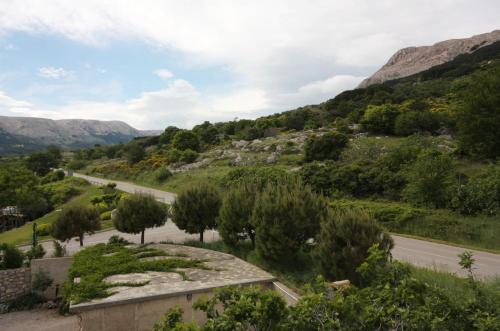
<box><xmin>50</xmin><ymin>173</ymin><xmax>499</xmax><ymax>279</ymax></box>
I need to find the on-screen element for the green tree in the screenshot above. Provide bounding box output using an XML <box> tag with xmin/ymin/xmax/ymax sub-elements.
<box><xmin>51</xmin><ymin>206</ymin><xmax>100</xmax><ymax>246</ymax></box>
<box><xmin>457</xmin><ymin>67</ymin><xmax>500</xmax><ymax>158</ymax></box>
<box><xmin>159</xmin><ymin>126</ymin><xmax>181</xmax><ymax>145</ymax></box>
<box><xmin>193</xmin><ymin>121</ymin><xmax>219</xmax><ymax>145</ymax></box>
<box><xmin>403</xmin><ymin>149</ymin><xmax>455</xmax><ymax>208</ymax></box>
<box><xmin>25</xmin><ymin>152</ymin><xmax>59</xmax><ymax>176</ymax></box>
<box><xmin>218</xmin><ymin>181</ymin><xmax>258</xmax><ymax>248</ymax></box>
<box><xmin>252</xmin><ymin>180</ymin><xmax>328</xmax><ymax>264</ymax></box>
<box><xmin>125</xmin><ymin>142</ymin><xmax>145</xmax><ymax>164</ymax></box>
<box><xmin>360</xmin><ymin>104</ymin><xmax>399</xmax><ymax>134</ymax></box>
<box><xmin>172</xmin><ymin>130</ymin><xmax>201</xmax><ymax>152</ymax></box>
<box><xmin>46</xmin><ymin>144</ymin><xmax>63</xmax><ymax>163</ymax></box>
<box><xmin>303</xmin><ymin>131</ymin><xmax>348</xmax><ymax>162</ymax></box>
<box><xmin>394</xmin><ymin>111</ymin><xmax>441</xmax><ymax>136</ymax></box>
<box><xmin>113</xmin><ymin>193</ymin><xmax>167</xmax><ymax>244</ymax></box>
<box><xmin>316</xmin><ymin>209</ymin><xmax>393</xmax><ymax>284</ymax></box>
<box><xmin>171</xmin><ymin>183</ymin><xmax>221</xmax><ymax>242</ymax></box>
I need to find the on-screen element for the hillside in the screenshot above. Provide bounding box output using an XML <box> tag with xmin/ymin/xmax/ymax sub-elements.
<box><xmin>358</xmin><ymin>29</ymin><xmax>500</xmax><ymax>87</ymax></box>
<box><xmin>0</xmin><ymin>116</ymin><xmax>158</xmax><ymax>155</ymax></box>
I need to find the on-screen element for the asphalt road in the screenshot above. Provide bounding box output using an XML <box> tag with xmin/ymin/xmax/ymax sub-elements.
<box><xmin>40</xmin><ymin>173</ymin><xmax>498</xmax><ymax>279</ymax></box>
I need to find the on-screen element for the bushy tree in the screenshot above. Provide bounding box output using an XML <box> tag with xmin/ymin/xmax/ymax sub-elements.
<box><xmin>218</xmin><ymin>182</ymin><xmax>258</xmax><ymax>248</ymax></box>
<box><xmin>25</xmin><ymin>151</ymin><xmax>59</xmax><ymax>176</ymax></box>
<box><xmin>171</xmin><ymin>183</ymin><xmax>221</xmax><ymax>242</ymax></box>
<box><xmin>360</xmin><ymin>104</ymin><xmax>399</xmax><ymax>134</ymax></box>
<box><xmin>159</xmin><ymin>126</ymin><xmax>181</xmax><ymax>145</ymax></box>
<box><xmin>453</xmin><ymin>164</ymin><xmax>500</xmax><ymax>215</ymax></box>
<box><xmin>316</xmin><ymin>209</ymin><xmax>393</xmax><ymax>284</ymax></box>
<box><xmin>303</xmin><ymin>131</ymin><xmax>348</xmax><ymax>162</ymax></box>
<box><xmin>51</xmin><ymin>205</ymin><xmax>100</xmax><ymax>246</ymax></box>
<box><xmin>253</xmin><ymin>180</ymin><xmax>328</xmax><ymax>265</ymax></box>
<box><xmin>114</xmin><ymin>193</ymin><xmax>167</xmax><ymax>244</ymax></box>
<box><xmin>394</xmin><ymin>111</ymin><xmax>441</xmax><ymax>136</ymax></box>
<box><xmin>172</xmin><ymin>130</ymin><xmax>201</xmax><ymax>152</ymax></box>
<box><xmin>193</xmin><ymin>121</ymin><xmax>219</xmax><ymax>145</ymax></box>
<box><xmin>457</xmin><ymin>67</ymin><xmax>500</xmax><ymax>158</ymax></box>
<box><xmin>403</xmin><ymin>149</ymin><xmax>455</xmax><ymax>208</ymax></box>
<box><xmin>125</xmin><ymin>142</ymin><xmax>145</xmax><ymax>164</ymax></box>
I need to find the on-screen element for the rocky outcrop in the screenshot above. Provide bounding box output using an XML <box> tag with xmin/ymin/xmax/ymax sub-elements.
<box><xmin>359</xmin><ymin>30</ymin><xmax>500</xmax><ymax>88</ymax></box>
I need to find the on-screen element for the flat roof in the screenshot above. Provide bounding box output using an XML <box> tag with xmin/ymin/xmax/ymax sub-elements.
<box><xmin>70</xmin><ymin>244</ymin><xmax>275</xmax><ymax>311</ymax></box>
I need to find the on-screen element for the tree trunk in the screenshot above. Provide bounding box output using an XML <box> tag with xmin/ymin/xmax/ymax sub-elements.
<box><xmin>79</xmin><ymin>235</ymin><xmax>84</xmax><ymax>247</ymax></box>
<box><xmin>249</xmin><ymin>232</ymin><xmax>256</xmax><ymax>249</ymax></box>
<box><xmin>141</xmin><ymin>230</ymin><xmax>145</xmax><ymax>244</ymax></box>
<box><xmin>199</xmin><ymin>231</ymin><xmax>204</xmax><ymax>243</ymax></box>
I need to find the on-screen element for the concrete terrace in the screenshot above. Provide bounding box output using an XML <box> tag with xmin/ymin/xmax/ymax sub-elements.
<box><xmin>70</xmin><ymin>244</ymin><xmax>276</xmax><ymax>311</ymax></box>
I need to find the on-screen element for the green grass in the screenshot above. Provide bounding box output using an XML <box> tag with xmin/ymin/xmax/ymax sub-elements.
<box><xmin>331</xmin><ymin>199</ymin><xmax>500</xmax><ymax>251</ymax></box>
<box><xmin>67</xmin><ymin>243</ymin><xmax>207</xmax><ymax>303</ymax></box>
<box><xmin>408</xmin><ymin>264</ymin><xmax>500</xmax><ymax>304</ymax></box>
<box><xmin>0</xmin><ymin>185</ymin><xmax>102</xmax><ymax>245</ymax></box>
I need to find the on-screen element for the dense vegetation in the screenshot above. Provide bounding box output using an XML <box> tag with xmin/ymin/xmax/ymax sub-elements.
<box><xmin>153</xmin><ymin>247</ymin><xmax>500</xmax><ymax>331</ymax></box>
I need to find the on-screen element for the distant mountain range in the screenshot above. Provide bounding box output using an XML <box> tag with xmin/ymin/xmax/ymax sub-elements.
<box><xmin>0</xmin><ymin>116</ymin><xmax>160</xmax><ymax>155</ymax></box>
<box><xmin>359</xmin><ymin>29</ymin><xmax>500</xmax><ymax>87</ymax></box>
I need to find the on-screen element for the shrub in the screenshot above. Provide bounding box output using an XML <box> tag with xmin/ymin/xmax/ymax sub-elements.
<box><xmin>154</xmin><ymin>167</ymin><xmax>172</xmax><ymax>183</ymax></box>
<box><xmin>32</xmin><ymin>269</ymin><xmax>53</xmax><ymax>293</ymax></box>
<box><xmin>159</xmin><ymin>126</ymin><xmax>181</xmax><ymax>145</ymax></box>
<box><xmin>41</xmin><ymin>169</ymin><xmax>65</xmax><ymax>184</ymax></box>
<box><xmin>26</xmin><ymin>244</ymin><xmax>46</xmax><ymax>261</ymax></box>
<box><xmin>172</xmin><ymin>130</ymin><xmax>201</xmax><ymax>152</ymax></box>
<box><xmin>52</xmin><ymin>240</ymin><xmax>67</xmax><ymax>257</ymax></box>
<box><xmin>171</xmin><ymin>183</ymin><xmax>221</xmax><ymax>242</ymax></box>
<box><xmin>394</xmin><ymin>111</ymin><xmax>441</xmax><ymax>136</ymax></box>
<box><xmin>4</xmin><ymin>292</ymin><xmax>44</xmax><ymax>312</ymax></box>
<box><xmin>67</xmin><ymin>159</ymin><xmax>86</xmax><ymax>170</ymax></box>
<box><xmin>403</xmin><ymin>149</ymin><xmax>456</xmax><ymax>208</ymax></box>
<box><xmin>36</xmin><ymin>224</ymin><xmax>51</xmax><ymax>236</ymax></box>
<box><xmin>114</xmin><ymin>193</ymin><xmax>167</xmax><ymax>244</ymax></box>
<box><xmin>360</xmin><ymin>104</ymin><xmax>399</xmax><ymax>134</ymax></box>
<box><xmin>166</xmin><ymin>148</ymin><xmax>182</xmax><ymax>163</ymax></box>
<box><xmin>180</xmin><ymin>149</ymin><xmax>198</xmax><ymax>163</ymax></box>
<box><xmin>221</xmin><ymin>166</ymin><xmax>293</xmax><ymax>189</ymax></box>
<box><xmin>315</xmin><ymin>209</ymin><xmax>393</xmax><ymax>284</ymax></box>
<box><xmin>51</xmin><ymin>205</ymin><xmax>101</xmax><ymax>246</ymax></box>
<box><xmin>107</xmin><ymin>235</ymin><xmax>131</xmax><ymax>245</ymax></box>
<box><xmin>453</xmin><ymin>165</ymin><xmax>500</xmax><ymax>216</ymax></box>
<box><xmin>303</xmin><ymin>131</ymin><xmax>348</xmax><ymax>162</ymax></box>
<box><xmin>253</xmin><ymin>180</ymin><xmax>328</xmax><ymax>265</ymax></box>
<box><xmin>100</xmin><ymin>210</ymin><xmax>112</xmax><ymax>220</ymax></box>
<box><xmin>125</xmin><ymin>142</ymin><xmax>145</xmax><ymax>164</ymax></box>
<box><xmin>0</xmin><ymin>244</ymin><xmax>24</xmax><ymax>269</ymax></box>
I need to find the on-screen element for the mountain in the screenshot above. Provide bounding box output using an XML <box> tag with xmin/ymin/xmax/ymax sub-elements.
<box><xmin>358</xmin><ymin>29</ymin><xmax>500</xmax><ymax>88</ymax></box>
<box><xmin>0</xmin><ymin>116</ymin><xmax>157</xmax><ymax>155</ymax></box>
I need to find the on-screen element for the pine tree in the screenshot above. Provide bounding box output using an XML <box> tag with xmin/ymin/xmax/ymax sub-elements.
<box><xmin>51</xmin><ymin>205</ymin><xmax>100</xmax><ymax>246</ymax></box>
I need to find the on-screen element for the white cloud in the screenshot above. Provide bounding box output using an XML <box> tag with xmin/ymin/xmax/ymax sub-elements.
<box><xmin>38</xmin><ymin>66</ymin><xmax>74</xmax><ymax>79</ymax></box>
<box><xmin>1</xmin><ymin>1</ymin><xmax>499</xmax><ymax>127</ymax></box>
<box><xmin>154</xmin><ymin>69</ymin><xmax>174</xmax><ymax>80</ymax></box>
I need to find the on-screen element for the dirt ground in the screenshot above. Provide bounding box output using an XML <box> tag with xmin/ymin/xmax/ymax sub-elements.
<box><xmin>0</xmin><ymin>308</ymin><xmax>79</xmax><ymax>331</ymax></box>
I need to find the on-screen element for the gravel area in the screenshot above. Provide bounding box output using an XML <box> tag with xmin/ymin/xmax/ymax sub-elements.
<box><xmin>0</xmin><ymin>309</ymin><xmax>79</xmax><ymax>331</ymax></box>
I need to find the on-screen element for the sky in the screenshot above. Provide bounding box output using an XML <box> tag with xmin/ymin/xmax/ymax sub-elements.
<box><xmin>0</xmin><ymin>1</ymin><xmax>499</xmax><ymax>130</ymax></box>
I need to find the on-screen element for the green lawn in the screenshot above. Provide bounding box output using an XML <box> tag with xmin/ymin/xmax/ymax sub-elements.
<box><xmin>0</xmin><ymin>185</ymin><xmax>103</xmax><ymax>245</ymax></box>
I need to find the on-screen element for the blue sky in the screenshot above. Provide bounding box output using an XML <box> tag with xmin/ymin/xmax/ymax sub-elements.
<box><xmin>0</xmin><ymin>1</ymin><xmax>499</xmax><ymax>129</ymax></box>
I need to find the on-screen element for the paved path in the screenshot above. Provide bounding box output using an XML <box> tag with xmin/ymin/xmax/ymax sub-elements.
<box><xmin>43</xmin><ymin>173</ymin><xmax>498</xmax><ymax>279</ymax></box>
<box><xmin>0</xmin><ymin>308</ymin><xmax>79</xmax><ymax>331</ymax></box>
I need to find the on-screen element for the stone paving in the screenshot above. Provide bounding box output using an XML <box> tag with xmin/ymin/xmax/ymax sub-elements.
<box><xmin>71</xmin><ymin>244</ymin><xmax>275</xmax><ymax>309</ymax></box>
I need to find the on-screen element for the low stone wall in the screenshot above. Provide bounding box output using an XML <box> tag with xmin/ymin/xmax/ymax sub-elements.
<box><xmin>31</xmin><ymin>257</ymin><xmax>73</xmax><ymax>300</ymax></box>
<box><xmin>0</xmin><ymin>268</ymin><xmax>31</xmax><ymax>302</ymax></box>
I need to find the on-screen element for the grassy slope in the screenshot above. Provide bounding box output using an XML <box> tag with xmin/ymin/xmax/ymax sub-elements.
<box><xmin>0</xmin><ymin>185</ymin><xmax>108</xmax><ymax>245</ymax></box>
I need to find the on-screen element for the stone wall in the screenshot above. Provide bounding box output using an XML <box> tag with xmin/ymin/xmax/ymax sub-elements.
<box><xmin>0</xmin><ymin>268</ymin><xmax>31</xmax><ymax>302</ymax></box>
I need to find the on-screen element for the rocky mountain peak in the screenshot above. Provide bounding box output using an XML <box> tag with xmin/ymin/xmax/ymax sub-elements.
<box><xmin>358</xmin><ymin>30</ymin><xmax>500</xmax><ymax>88</ymax></box>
